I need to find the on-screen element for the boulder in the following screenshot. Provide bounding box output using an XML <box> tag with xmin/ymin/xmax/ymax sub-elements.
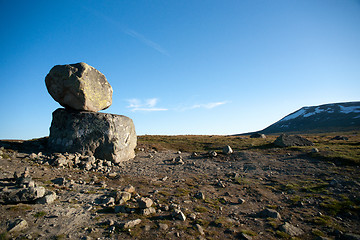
<box><xmin>273</xmin><ymin>134</ymin><xmax>314</xmax><ymax>147</ymax></box>
<box><xmin>48</xmin><ymin>108</ymin><xmax>136</xmax><ymax>163</ymax></box>
<box><xmin>223</xmin><ymin>145</ymin><xmax>233</xmax><ymax>155</ymax></box>
<box><xmin>250</xmin><ymin>133</ymin><xmax>266</xmax><ymax>138</ymax></box>
<box><xmin>45</xmin><ymin>62</ymin><xmax>113</xmax><ymax>112</ymax></box>
<box><xmin>279</xmin><ymin>222</ymin><xmax>304</xmax><ymax>236</ymax></box>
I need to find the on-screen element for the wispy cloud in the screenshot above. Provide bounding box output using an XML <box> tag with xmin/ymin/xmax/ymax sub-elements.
<box><xmin>179</xmin><ymin>101</ymin><xmax>229</xmax><ymax>111</ymax></box>
<box><xmin>125</xmin><ymin>30</ymin><xmax>169</xmax><ymax>56</ymax></box>
<box><xmin>127</xmin><ymin>98</ymin><xmax>168</xmax><ymax>112</ymax></box>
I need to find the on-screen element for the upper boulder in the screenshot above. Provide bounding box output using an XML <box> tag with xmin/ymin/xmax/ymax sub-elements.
<box><xmin>45</xmin><ymin>62</ymin><xmax>113</xmax><ymax>112</ymax></box>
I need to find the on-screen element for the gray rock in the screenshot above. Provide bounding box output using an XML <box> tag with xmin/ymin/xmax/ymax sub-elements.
<box><xmin>123</xmin><ymin>185</ymin><xmax>136</xmax><ymax>193</ymax></box>
<box><xmin>195</xmin><ymin>224</ymin><xmax>205</xmax><ymax>235</ymax></box>
<box><xmin>274</xmin><ymin>134</ymin><xmax>314</xmax><ymax>147</ymax></box>
<box><xmin>140</xmin><ymin>207</ymin><xmax>156</xmax><ymax>216</ymax></box>
<box><xmin>37</xmin><ymin>190</ymin><xmax>57</xmax><ymax>204</ymax></box>
<box><xmin>195</xmin><ymin>191</ymin><xmax>205</xmax><ymax>200</ymax></box>
<box><xmin>279</xmin><ymin>222</ymin><xmax>304</xmax><ymax>236</ymax></box>
<box><xmin>209</xmin><ymin>151</ymin><xmax>217</xmax><ymax>157</ymax></box>
<box><xmin>114</xmin><ymin>191</ymin><xmax>132</xmax><ymax>204</ymax></box>
<box><xmin>119</xmin><ymin>219</ymin><xmax>142</xmax><ymax>229</ymax></box>
<box><xmin>48</xmin><ymin>108</ymin><xmax>136</xmax><ymax>163</ymax></box>
<box><xmin>250</xmin><ymin>133</ymin><xmax>266</xmax><ymax>138</ymax></box>
<box><xmin>172</xmin><ymin>209</ymin><xmax>186</xmax><ymax>221</ymax></box>
<box><xmin>158</xmin><ymin>223</ymin><xmax>169</xmax><ymax>231</ymax></box>
<box><xmin>7</xmin><ymin>218</ymin><xmax>28</xmax><ymax>233</ymax></box>
<box><xmin>45</xmin><ymin>62</ymin><xmax>113</xmax><ymax>112</ymax></box>
<box><xmin>259</xmin><ymin>208</ymin><xmax>281</xmax><ymax>219</ymax></box>
<box><xmin>138</xmin><ymin>197</ymin><xmax>153</xmax><ymax>209</ymax></box>
<box><xmin>223</xmin><ymin>145</ymin><xmax>233</xmax><ymax>155</ymax></box>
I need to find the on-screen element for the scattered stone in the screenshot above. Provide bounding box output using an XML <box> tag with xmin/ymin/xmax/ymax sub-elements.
<box><xmin>48</xmin><ymin>108</ymin><xmax>137</xmax><ymax>163</ymax></box>
<box><xmin>7</xmin><ymin>218</ymin><xmax>28</xmax><ymax>233</ymax></box>
<box><xmin>188</xmin><ymin>213</ymin><xmax>197</xmax><ymax>220</ymax></box>
<box><xmin>158</xmin><ymin>223</ymin><xmax>169</xmax><ymax>231</ymax></box>
<box><xmin>191</xmin><ymin>152</ymin><xmax>198</xmax><ymax>158</ymax></box>
<box><xmin>140</xmin><ymin>207</ymin><xmax>156</xmax><ymax>216</ymax></box>
<box><xmin>114</xmin><ymin>191</ymin><xmax>132</xmax><ymax>204</ymax></box>
<box><xmin>45</xmin><ymin>62</ymin><xmax>113</xmax><ymax>112</ymax></box>
<box><xmin>172</xmin><ymin>156</ymin><xmax>184</xmax><ymax>165</ymax></box>
<box><xmin>215</xmin><ymin>179</ymin><xmax>226</xmax><ymax>188</ymax></box>
<box><xmin>239</xmin><ymin>232</ymin><xmax>253</xmax><ymax>240</ymax></box>
<box><xmin>223</xmin><ymin>145</ymin><xmax>233</xmax><ymax>155</ymax></box>
<box><xmin>172</xmin><ymin>209</ymin><xmax>186</xmax><ymax>221</ymax></box>
<box><xmin>123</xmin><ymin>184</ymin><xmax>136</xmax><ymax>193</ymax></box>
<box><xmin>279</xmin><ymin>222</ymin><xmax>304</xmax><ymax>236</ymax></box>
<box><xmin>195</xmin><ymin>224</ymin><xmax>205</xmax><ymax>235</ymax></box>
<box><xmin>37</xmin><ymin>190</ymin><xmax>57</xmax><ymax>204</ymax></box>
<box><xmin>311</xmin><ymin>148</ymin><xmax>319</xmax><ymax>153</ymax></box>
<box><xmin>195</xmin><ymin>191</ymin><xmax>205</xmax><ymax>200</ymax></box>
<box><xmin>138</xmin><ymin>197</ymin><xmax>153</xmax><ymax>209</ymax></box>
<box><xmin>118</xmin><ymin>219</ymin><xmax>142</xmax><ymax>229</ymax></box>
<box><xmin>209</xmin><ymin>151</ymin><xmax>217</xmax><ymax>157</ymax></box>
<box><xmin>332</xmin><ymin>136</ymin><xmax>349</xmax><ymax>141</ymax></box>
<box><xmin>51</xmin><ymin>177</ymin><xmax>67</xmax><ymax>186</ymax></box>
<box><xmin>238</xmin><ymin>198</ymin><xmax>246</xmax><ymax>204</ymax></box>
<box><xmin>274</xmin><ymin>134</ymin><xmax>314</xmax><ymax>147</ymax></box>
<box><xmin>259</xmin><ymin>208</ymin><xmax>281</xmax><ymax>220</ymax></box>
<box><xmin>250</xmin><ymin>133</ymin><xmax>266</xmax><ymax>138</ymax></box>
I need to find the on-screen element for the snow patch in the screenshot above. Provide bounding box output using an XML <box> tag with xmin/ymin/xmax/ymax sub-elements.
<box><xmin>279</xmin><ymin>109</ymin><xmax>306</xmax><ymax>122</ymax></box>
<box><xmin>339</xmin><ymin>105</ymin><xmax>360</xmax><ymax>114</ymax></box>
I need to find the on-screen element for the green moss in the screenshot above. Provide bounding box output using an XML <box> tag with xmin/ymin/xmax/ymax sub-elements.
<box><xmin>312</xmin><ymin>229</ymin><xmax>325</xmax><ymax>237</ymax></box>
<box><xmin>33</xmin><ymin>211</ymin><xmax>47</xmax><ymax>218</ymax></box>
<box><xmin>276</xmin><ymin>230</ymin><xmax>291</xmax><ymax>239</ymax></box>
<box><xmin>194</xmin><ymin>206</ymin><xmax>208</xmax><ymax>213</ymax></box>
<box><xmin>240</xmin><ymin>229</ymin><xmax>257</xmax><ymax>236</ymax></box>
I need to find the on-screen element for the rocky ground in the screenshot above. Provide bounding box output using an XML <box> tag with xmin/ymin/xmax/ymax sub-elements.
<box><xmin>0</xmin><ymin>139</ymin><xmax>359</xmax><ymax>240</ymax></box>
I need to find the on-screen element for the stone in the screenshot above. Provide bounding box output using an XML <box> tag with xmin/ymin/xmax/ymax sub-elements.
<box><xmin>223</xmin><ymin>145</ymin><xmax>233</xmax><ymax>155</ymax></box>
<box><xmin>119</xmin><ymin>219</ymin><xmax>142</xmax><ymax>229</ymax></box>
<box><xmin>195</xmin><ymin>191</ymin><xmax>205</xmax><ymax>200</ymax></box>
<box><xmin>123</xmin><ymin>185</ymin><xmax>136</xmax><ymax>193</ymax></box>
<box><xmin>172</xmin><ymin>209</ymin><xmax>186</xmax><ymax>221</ymax></box>
<box><xmin>259</xmin><ymin>208</ymin><xmax>281</xmax><ymax>219</ymax></box>
<box><xmin>312</xmin><ymin>148</ymin><xmax>319</xmax><ymax>153</ymax></box>
<box><xmin>37</xmin><ymin>190</ymin><xmax>57</xmax><ymax>204</ymax></box>
<box><xmin>209</xmin><ymin>151</ymin><xmax>217</xmax><ymax>157</ymax></box>
<box><xmin>7</xmin><ymin>218</ymin><xmax>28</xmax><ymax>233</ymax></box>
<box><xmin>140</xmin><ymin>207</ymin><xmax>156</xmax><ymax>216</ymax></box>
<box><xmin>342</xmin><ymin>233</ymin><xmax>360</xmax><ymax>240</ymax></box>
<box><xmin>48</xmin><ymin>108</ymin><xmax>136</xmax><ymax>163</ymax></box>
<box><xmin>250</xmin><ymin>133</ymin><xmax>266</xmax><ymax>138</ymax></box>
<box><xmin>114</xmin><ymin>191</ymin><xmax>132</xmax><ymax>204</ymax></box>
<box><xmin>195</xmin><ymin>224</ymin><xmax>205</xmax><ymax>235</ymax></box>
<box><xmin>332</xmin><ymin>136</ymin><xmax>349</xmax><ymax>141</ymax></box>
<box><xmin>45</xmin><ymin>62</ymin><xmax>113</xmax><ymax>112</ymax></box>
<box><xmin>158</xmin><ymin>223</ymin><xmax>169</xmax><ymax>231</ymax></box>
<box><xmin>279</xmin><ymin>222</ymin><xmax>304</xmax><ymax>236</ymax></box>
<box><xmin>238</xmin><ymin>198</ymin><xmax>246</xmax><ymax>204</ymax></box>
<box><xmin>273</xmin><ymin>134</ymin><xmax>314</xmax><ymax>147</ymax></box>
<box><xmin>51</xmin><ymin>177</ymin><xmax>67</xmax><ymax>186</ymax></box>
<box><xmin>138</xmin><ymin>197</ymin><xmax>153</xmax><ymax>209</ymax></box>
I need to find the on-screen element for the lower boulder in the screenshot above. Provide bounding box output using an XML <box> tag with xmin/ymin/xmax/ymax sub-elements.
<box><xmin>48</xmin><ymin>108</ymin><xmax>136</xmax><ymax>163</ymax></box>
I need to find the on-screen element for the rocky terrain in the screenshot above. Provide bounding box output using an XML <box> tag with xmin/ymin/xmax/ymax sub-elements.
<box><xmin>0</xmin><ymin>136</ymin><xmax>359</xmax><ymax>240</ymax></box>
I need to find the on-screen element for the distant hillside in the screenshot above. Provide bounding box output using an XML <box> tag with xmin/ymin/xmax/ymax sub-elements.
<box><xmin>259</xmin><ymin>101</ymin><xmax>360</xmax><ymax>134</ymax></box>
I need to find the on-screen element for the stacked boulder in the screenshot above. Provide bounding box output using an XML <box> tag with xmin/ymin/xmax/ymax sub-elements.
<box><xmin>45</xmin><ymin>62</ymin><xmax>136</xmax><ymax>163</ymax></box>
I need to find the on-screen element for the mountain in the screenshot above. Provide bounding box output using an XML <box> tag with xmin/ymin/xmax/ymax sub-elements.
<box><xmin>259</xmin><ymin>101</ymin><xmax>360</xmax><ymax>134</ymax></box>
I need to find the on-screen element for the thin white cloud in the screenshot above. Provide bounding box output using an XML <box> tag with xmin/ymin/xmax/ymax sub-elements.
<box><xmin>183</xmin><ymin>101</ymin><xmax>229</xmax><ymax>111</ymax></box>
<box><xmin>126</xmin><ymin>98</ymin><xmax>168</xmax><ymax>112</ymax></box>
<box><xmin>125</xmin><ymin>30</ymin><xmax>169</xmax><ymax>56</ymax></box>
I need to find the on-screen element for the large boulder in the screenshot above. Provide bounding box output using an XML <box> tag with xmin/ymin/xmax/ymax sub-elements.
<box><xmin>45</xmin><ymin>62</ymin><xmax>113</xmax><ymax>112</ymax></box>
<box><xmin>274</xmin><ymin>134</ymin><xmax>314</xmax><ymax>147</ymax></box>
<box><xmin>48</xmin><ymin>108</ymin><xmax>136</xmax><ymax>163</ymax></box>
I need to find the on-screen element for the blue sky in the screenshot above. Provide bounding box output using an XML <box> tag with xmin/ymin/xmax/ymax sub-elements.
<box><xmin>1</xmin><ymin>0</ymin><xmax>359</xmax><ymax>139</ymax></box>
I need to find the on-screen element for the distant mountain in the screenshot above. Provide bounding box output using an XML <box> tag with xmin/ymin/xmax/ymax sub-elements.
<box><xmin>259</xmin><ymin>101</ymin><xmax>360</xmax><ymax>134</ymax></box>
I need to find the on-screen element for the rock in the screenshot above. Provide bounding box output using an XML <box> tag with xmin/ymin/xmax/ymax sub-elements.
<box><xmin>123</xmin><ymin>185</ymin><xmax>136</xmax><ymax>193</ymax></box>
<box><xmin>158</xmin><ymin>223</ymin><xmax>169</xmax><ymax>231</ymax></box>
<box><xmin>238</xmin><ymin>198</ymin><xmax>246</xmax><ymax>204</ymax></box>
<box><xmin>114</xmin><ymin>191</ymin><xmax>132</xmax><ymax>204</ymax></box>
<box><xmin>223</xmin><ymin>145</ymin><xmax>233</xmax><ymax>155</ymax></box>
<box><xmin>239</xmin><ymin>232</ymin><xmax>253</xmax><ymax>240</ymax></box>
<box><xmin>138</xmin><ymin>197</ymin><xmax>153</xmax><ymax>209</ymax></box>
<box><xmin>259</xmin><ymin>208</ymin><xmax>281</xmax><ymax>219</ymax></box>
<box><xmin>332</xmin><ymin>136</ymin><xmax>349</xmax><ymax>141</ymax></box>
<box><xmin>195</xmin><ymin>224</ymin><xmax>205</xmax><ymax>235</ymax></box>
<box><xmin>172</xmin><ymin>209</ymin><xmax>186</xmax><ymax>221</ymax></box>
<box><xmin>45</xmin><ymin>62</ymin><xmax>113</xmax><ymax>112</ymax></box>
<box><xmin>37</xmin><ymin>190</ymin><xmax>57</xmax><ymax>204</ymax></box>
<box><xmin>140</xmin><ymin>207</ymin><xmax>156</xmax><ymax>216</ymax></box>
<box><xmin>7</xmin><ymin>218</ymin><xmax>28</xmax><ymax>233</ymax></box>
<box><xmin>48</xmin><ymin>108</ymin><xmax>136</xmax><ymax>163</ymax></box>
<box><xmin>273</xmin><ymin>134</ymin><xmax>314</xmax><ymax>147</ymax></box>
<box><xmin>342</xmin><ymin>233</ymin><xmax>360</xmax><ymax>240</ymax></box>
<box><xmin>173</xmin><ymin>156</ymin><xmax>184</xmax><ymax>165</ymax></box>
<box><xmin>209</xmin><ymin>151</ymin><xmax>217</xmax><ymax>157</ymax></box>
<box><xmin>250</xmin><ymin>133</ymin><xmax>266</xmax><ymax>138</ymax></box>
<box><xmin>279</xmin><ymin>222</ymin><xmax>304</xmax><ymax>236</ymax></box>
<box><xmin>195</xmin><ymin>191</ymin><xmax>205</xmax><ymax>200</ymax></box>
<box><xmin>311</xmin><ymin>148</ymin><xmax>319</xmax><ymax>153</ymax></box>
<box><xmin>51</xmin><ymin>177</ymin><xmax>67</xmax><ymax>186</ymax></box>
<box><xmin>119</xmin><ymin>219</ymin><xmax>142</xmax><ymax>229</ymax></box>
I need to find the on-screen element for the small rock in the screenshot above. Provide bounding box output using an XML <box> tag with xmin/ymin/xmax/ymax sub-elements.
<box><xmin>188</xmin><ymin>213</ymin><xmax>197</xmax><ymax>220</ymax></box>
<box><xmin>195</xmin><ymin>224</ymin><xmax>205</xmax><ymax>235</ymax></box>
<box><xmin>172</xmin><ymin>209</ymin><xmax>186</xmax><ymax>221</ymax></box>
<box><xmin>259</xmin><ymin>208</ymin><xmax>281</xmax><ymax>219</ymax></box>
<box><xmin>138</xmin><ymin>197</ymin><xmax>153</xmax><ymax>209</ymax></box>
<box><xmin>158</xmin><ymin>223</ymin><xmax>169</xmax><ymax>231</ymax></box>
<box><xmin>223</xmin><ymin>145</ymin><xmax>233</xmax><ymax>155</ymax></box>
<box><xmin>195</xmin><ymin>191</ymin><xmax>205</xmax><ymax>200</ymax></box>
<box><xmin>114</xmin><ymin>191</ymin><xmax>132</xmax><ymax>204</ymax></box>
<box><xmin>8</xmin><ymin>218</ymin><xmax>28</xmax><ymax>233</ymax></box>
<box><xmin>238</xmin><ymin>198</ymin><xmax>246</xmax><ymax>204</ymax></box>
<box><xmin>311</xmin><ymin>148</ymin><xmax>319</xmax><ymax>153</ymax></box>
<box><xmin>141</xmin><ymin>207</ymin><xmax>156</xmax><ymax>216</ymax></box>
<box><xmin>239</xmin><ymin>232</ymin><xmax>253</xmax><ymax>240</ymax></box>
<box><xmin>37</xmin><ymin>190</ymin><xmax>57</xmax><ymax>204</ymax></box>
<box><xmin>332</xmin><ymin>136</ymin><xmax>349</xmax><ymax>141</ymax></box>
<box><xmin>279</xmin><ymin>222</ymin><xmax>304</xmax><ymax>236</ymax></box>
<box><xmin>123</xmin><ymin>185</ymin><xmax>136</xmax><ymax>193</ymax></box>
<box><xmin>209</xmin><ymin>151</ymin><xmax>217</xmax><ymax>157</ymax></box>
<box><xmin>119</xmin><ymin>219</ymin><xmax>142</xmax><ymax>229</ymax></box>
<box><xmin>250</xmin><ymin>133</ymin><xmax>266</xmax><ymax>138</ymax></box>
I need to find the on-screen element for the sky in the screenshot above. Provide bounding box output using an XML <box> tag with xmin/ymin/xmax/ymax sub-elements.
<box><xmin>0</xmin><ymin>0</ymin><xmax>359</xmax><ymax>139</ymax></box>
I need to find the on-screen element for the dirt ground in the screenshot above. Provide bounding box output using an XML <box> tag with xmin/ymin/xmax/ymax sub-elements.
<box><xmin>0</xmin><ymin>140</ymin><xmax>359</xmax><ymax>240</ymax></box>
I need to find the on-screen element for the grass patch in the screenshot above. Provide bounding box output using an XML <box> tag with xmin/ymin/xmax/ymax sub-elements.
<box><xmin>33</xmin><ymin>211</ymin><xmax>47</xmax><ymax>218</ymax></box>
<box><xmin>320</xmin><ymin>198</ymin><xmax>358</xmax><ymax>216</ymax></box>
<box><xmin>275</xmin><ymin>230</ymin><xmax>291</xmax><ymax>239</ymax></box>
<box><xmin>194</xmin><ymin>206</ymin><xmax>208</xmax><ymax>213</ymax></box>
<box><xmin>240</xmin><ymin>229</ymin><xmax>257</xmax><ymax>236</ymax></box>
